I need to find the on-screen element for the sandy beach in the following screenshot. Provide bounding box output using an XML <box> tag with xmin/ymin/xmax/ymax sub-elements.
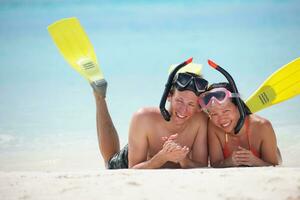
<box><xmin>1</xmin><ymin>167</ymin><xmax>299</xmax><ymax>200</ymax></box>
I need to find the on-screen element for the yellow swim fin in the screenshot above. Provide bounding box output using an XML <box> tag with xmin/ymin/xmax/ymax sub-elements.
<box><xmin>246</xmin><ymin>57</ymin><xmax>300</xmax><ymax>113</ymax></box>
<box><xmin>47</xmin><ymin>17</ymin><xmax>104</xmax><ymax>83</ymax></box>
<box><xmin>169</xmin><ymin>63</ymin><xmax>203</xmax><ymax>76</ymax></box>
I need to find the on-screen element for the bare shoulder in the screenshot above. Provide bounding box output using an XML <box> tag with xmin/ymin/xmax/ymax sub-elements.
<box><xmin>129</xmin><ymin>107</ymin><xmax>159</xmax><ymax>139</ymax></box>
<box><xmin>208</xmin><ymin>119</ymin><xmax>216</xmax><ymax>131</ymax></box>
<box><xmin>249</xmin><ymin>114</ymin><xmax>274</xmax><ymax>137</ymax></box>
<box><xmin>189</xmin><ymin>111</ymin><xmax>209</xmax><ymax>136</ymax></box>
<box><xmin>207</xmin><ymin>118</ymin><xmax>222</xmax><ymax>137</ymax></box>
<box><xmin>131</xmin><ymin>107</ymin><xmax>162</xmax><ymax>125</ymax></box>
<box><xmin>250</xmin><ymin>114</ymin><xmax>272</xmax><ymax>128</ymax></box>
<box><xmin>132</xmin><ymin>107</ymin><xmax>160</xmax><ymax>118</ymax></box>
<box><xmin>192</xmin><ymin>111</ymin><xmax>209</xmax><ymax>125</ymax></box>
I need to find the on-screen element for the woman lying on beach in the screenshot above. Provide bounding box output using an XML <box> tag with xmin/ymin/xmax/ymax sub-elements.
<box><xmin>199</xmin><ymin>82</ymin><xmax>282</xmax><ymax>167</ymax></box>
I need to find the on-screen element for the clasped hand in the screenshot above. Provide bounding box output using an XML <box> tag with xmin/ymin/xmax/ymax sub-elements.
<box><xmin>159</xmin><ymin>134</ymin><xmax>189</xmax><ymax>163</ymax></box>
<box><xmin>231</xmin><ymin>146</ymin><xmax>260</xmax><ymax>166</ymax></box>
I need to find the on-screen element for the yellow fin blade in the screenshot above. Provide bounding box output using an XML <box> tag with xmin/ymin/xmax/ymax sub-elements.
<box><xmin>246</xmin><ymin>57</ymin><xmax>300</xmax><ymax>113</ymax></box>
<box><xmin>47</xmin><ymin>17</ymin><xmax>104</xmax><ymax>82</ymax></box>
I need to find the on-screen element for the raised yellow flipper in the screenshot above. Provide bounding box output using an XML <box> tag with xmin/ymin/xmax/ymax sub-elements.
<box><xmin>47</xmin><ymin>17</ymin><xmax>104</xmax><ymax>83</ymax></box>
<box><xmin>246</xmin><ymin>57</ymin><xmax>300</xmax><ymax>113</ymax></box>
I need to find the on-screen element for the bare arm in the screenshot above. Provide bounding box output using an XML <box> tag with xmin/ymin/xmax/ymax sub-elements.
<box><xmin>179</xmin><ymin>115</ymin><xmax>208</xmax><ymax>168</ymax></box>
<box><xmin>236</xmin><ymin>120</ymin><xmax>279</xmax><ymax>167</ymax></box>
<box><xmin>128</xmin><ymin>110</ymin><xmax>167</xmax><ymax>169</ymax></box>
<box><xmin>260</xmin><ymin>120</ymin><xmax>279</xmax><ymax>165</ymax></box>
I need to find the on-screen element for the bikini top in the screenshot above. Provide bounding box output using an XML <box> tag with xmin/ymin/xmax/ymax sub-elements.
<box><xmin>223</xmin><ymin>117</ymin><xmax>260</xmax><ymax>159</ymax></box>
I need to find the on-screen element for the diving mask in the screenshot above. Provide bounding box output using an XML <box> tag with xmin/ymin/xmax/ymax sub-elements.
<box><xmin>199</xmin><ymin>87</ymin><xmax>239</xmax><ymax>109</ymax></box>
<box><xmin>174</xmin><ymin>72</ymin><xmax>208</xmax><ymax>96</ymax></box>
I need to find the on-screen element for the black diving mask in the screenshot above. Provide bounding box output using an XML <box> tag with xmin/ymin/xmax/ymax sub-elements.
<box><xmin>160</xmin><ymin>58</ymin><xmax>209</xmax><ymax>121</ymax></box>
<box><xmin>174</xmin><ymin>72</ymin><xmax>208</xmax><ymax>96</ymax></box>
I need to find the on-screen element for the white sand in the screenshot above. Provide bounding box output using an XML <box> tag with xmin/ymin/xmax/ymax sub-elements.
<box><xmin>1</xmin><ymin>167</ymin><xmax>299</xmax><ymax>200</ymax></box>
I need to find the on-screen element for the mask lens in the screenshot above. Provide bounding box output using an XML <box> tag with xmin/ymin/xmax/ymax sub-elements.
<box><xmin>194</xmin><ymin>77</ymin><xmax>208</xmax><ymax>93</ymax></box>
<box><xmin>214</xmin><ymin>91</ymin><xmax>226</xmax><ymax>101</ymax></box>
<box><xmin>202</xmin><ymin>91</ymin><xmax>227</xmax><ymax>105</ymax></box>
<box><xmin>203</xmin><ymin>93</ymin><xmax>215</xmax><ymax>105</ymax></box>
<box><xmin>176</xmin><ymin>73</ymin><xmax>192</xmax><ymax>87</ymax></box>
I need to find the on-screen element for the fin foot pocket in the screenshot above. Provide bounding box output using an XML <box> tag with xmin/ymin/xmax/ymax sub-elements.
<box><xmin>91</xmin><ymin>79</ymin><xmax>107</xmax><ymax>97</ymax></box>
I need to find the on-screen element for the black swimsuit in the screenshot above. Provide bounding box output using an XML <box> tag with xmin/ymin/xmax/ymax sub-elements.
<box><xmin>107</xmin><ymin>144</ymin><xmax>128</xmax><ymax>169</ymax></box>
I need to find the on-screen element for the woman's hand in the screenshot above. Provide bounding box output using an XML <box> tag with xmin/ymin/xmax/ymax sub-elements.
<box><xmin>234</xmin><ymin>146</ymin><xmax>261</xmax><ymax>166</ymax></box>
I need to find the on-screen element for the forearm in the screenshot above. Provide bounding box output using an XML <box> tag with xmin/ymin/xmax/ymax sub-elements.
<box><xmin>252</xmin><ymin>158</ymin><xmax>276</xmax><ymax>167</ymax></box>
<box><xmin>130</xmin><ymin>152</ymin><xmax>167</xmax><ymax>169</ymax></box>
<box><xmin>211</xmin><ymin>158</ymin><xmax>234</xmax><ymax>168</ymax></box>
<box><xmin>213</xmin><ymin>158</ymin><xmax>275</xmax><ymax>168</ymax></box>
<box><xmin>179</xmin><ymin>157</ymin><xmax>208</xmax><ymax>168</ymax></box>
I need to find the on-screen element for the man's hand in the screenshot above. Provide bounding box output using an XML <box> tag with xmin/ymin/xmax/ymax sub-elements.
<box><xmin>161</xmin><ymin>133</ymin><xmax>179</xmax><ymax>142</ymax></box>
<box><xmin>159</xmin><ymin>134</ymin><xmax>189</xmax><ymax>163</ymax></box>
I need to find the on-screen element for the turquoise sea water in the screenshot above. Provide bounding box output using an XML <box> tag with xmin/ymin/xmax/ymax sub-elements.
<box><xmin>0</xmin><ymin>0</ymin><xmax>299</xmax><ymax>170</ymax></box>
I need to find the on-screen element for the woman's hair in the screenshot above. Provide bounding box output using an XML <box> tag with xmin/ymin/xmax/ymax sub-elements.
<box><xmin>207</xmin><ymin>82</ymin><xmax>252</xmax><ymax>115</ymax></box>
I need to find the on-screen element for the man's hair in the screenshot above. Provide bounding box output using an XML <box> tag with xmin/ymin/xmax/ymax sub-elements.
<box><xmin>207</xmin><ymin>82</ymin><xmax>252</xmax><ymax>115</ymax></box>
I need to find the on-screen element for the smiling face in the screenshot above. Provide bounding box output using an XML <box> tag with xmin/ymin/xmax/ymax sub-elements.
<box><xmin>207</xmin><ymin>100</ymin><xmax>240</xmax><ymax>133</ymax></box>
<box><xmin>169</xmin><ymin>89</ymin><xmax>200</xmax><ymax>125</ymax></box>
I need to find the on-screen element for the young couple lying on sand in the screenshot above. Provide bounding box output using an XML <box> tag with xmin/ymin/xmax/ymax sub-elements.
<box><xmin>91</xmin><ymin>59</ymin><xmax>281</xmax><ymax>169</ymax></box>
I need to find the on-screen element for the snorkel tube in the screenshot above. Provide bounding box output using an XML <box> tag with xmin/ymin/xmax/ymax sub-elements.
<box><xmin>160</xmin><ymin>57</ymin><xmax>193</xmax><ymax>121</ymax></box>
<box><xmin>207</xmin><ymin>59</ymin><xmax>246</xmax><ymax>134</ymax></box>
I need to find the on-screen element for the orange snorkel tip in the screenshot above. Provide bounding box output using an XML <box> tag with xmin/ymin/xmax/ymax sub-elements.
<box><xmin>208</xmin><ymin>59</ymin><xmax>218</xmax><ymax>69</ymax></box>
<box><xmin>186</xmin><ymin>57</ymin><xmax>193</xmax><ymax>64</ymax></box>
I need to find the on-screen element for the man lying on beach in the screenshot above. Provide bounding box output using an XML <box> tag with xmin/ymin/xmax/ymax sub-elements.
<box><xmin>92</xmin><ymin>63</ymin><xmax>209</xmax><ymax>169</ymax></box>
